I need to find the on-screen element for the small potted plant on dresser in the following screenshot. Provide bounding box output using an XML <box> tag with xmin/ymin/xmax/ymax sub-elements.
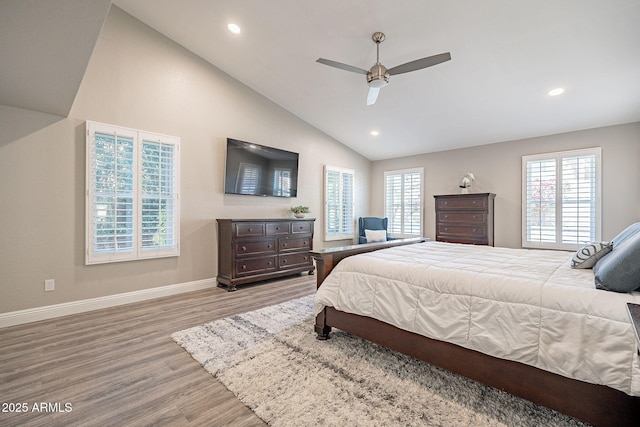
<box><xmin>290</xmin><ymin>205</ymin><xmax>310</xmax><ymax>218</ymax></box>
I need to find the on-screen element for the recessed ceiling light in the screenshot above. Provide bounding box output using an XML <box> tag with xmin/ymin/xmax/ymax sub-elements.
<box><xmin>370</xmin><ymin>130</ymin><xmax>379</xmax><ymax>136</ymax></box>
<box><xmin>227</xmin><ymin>23</ymin><xmax>241</xmax><ymax>35</ymax></box>
<box><xmin>548</xmin><ymin>87</ymin><xmax>565</xmax><ymax>97</ymax></box>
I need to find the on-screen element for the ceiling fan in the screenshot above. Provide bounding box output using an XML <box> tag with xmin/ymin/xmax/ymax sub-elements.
<box><xmin>316</xmin><ymin>32</ymin><xmax>451</xmax><ymax>106</ymax></box>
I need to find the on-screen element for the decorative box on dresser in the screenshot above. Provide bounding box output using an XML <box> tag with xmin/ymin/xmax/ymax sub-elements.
<box><xmin>216</xmin><ymin>218</ymin><xmax>315</xmax><ymax>291</ymax></box>
<box><xmin>434</xmin><ymin>193</ymin><xmax>496</xmax><ymax>246</ymax></box>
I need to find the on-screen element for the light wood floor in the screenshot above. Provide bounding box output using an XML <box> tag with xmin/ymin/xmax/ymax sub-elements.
<box><xmin>0</xmin><ymin>275</ymin><xmax>316</xmax><ymax>427</ymax></box>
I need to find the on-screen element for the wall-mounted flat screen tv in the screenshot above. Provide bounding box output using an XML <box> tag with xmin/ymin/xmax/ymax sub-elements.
<box><xmin>224</xmin><ymin>138</ymin><xmax>299</xmax><ymax>197</ymax></box>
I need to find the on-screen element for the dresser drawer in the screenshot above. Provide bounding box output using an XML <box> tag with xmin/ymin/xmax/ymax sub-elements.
<box><xmin>235</xmin><ymin>256</ymin><xmax>277</xmax><ymax>277</ymax></box>
<box><xmin>291</xmin><ymin>221</ymin><xmax>313</xmax><ymax>234</ymax></box>
<box><xmin>234</xmin><ymin>239</ymin><xmax>277</xmax><ymax>258</ymax></box>
<box><xmin>279</xmin><ymin>252</ymin><xmax>312</xmax><ymax>270</ymax></box>
<box><xmin>437</xmin><ymin>224</ymin><xmax>487</xmax><ymax>238</ymax></box>
<box><xmin>436</xmin><ymin>196</ymin><xmax>488</xmax><ymax>211</ymax></box>
<box><xmin>234</xmin><ymin>222</ymin><xmax>265</xmax><ymax>237</ymax></box>
<box><xmin>279</xmin><ymin>236</ymin><xmax>312</xmax><ymax>253</ymax></box>
<box><xmin>437</xmin><ymin>211</ymin><xmax>487</xmax><ymax>224</ymax></box>
<box><xmin>266</xmin><ymin>222</ymin><xmax>290</xmax><ymax>235</ymax></box>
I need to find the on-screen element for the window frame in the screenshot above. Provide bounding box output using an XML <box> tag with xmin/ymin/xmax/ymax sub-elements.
<box><xmin>324</xmin><ymin>165</ymin><xmax>355</xmax><ymax>241</ymax></box>
<box><xmin>521</xmin><ymin>147</ymin><xmax>601</xmax><ymax>250</ymax></box>
<box><xmin>384</xmin><ymin>167</ymin><xmax>424</xmax><ymax>238</ymax></box>
<box><xmin>86</xmin><ymin>121</ymin><xmax>180</xmax><ymax>265</ymax></box>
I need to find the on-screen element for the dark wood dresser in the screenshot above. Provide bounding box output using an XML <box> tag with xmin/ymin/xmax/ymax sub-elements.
<box><xmin>216</xmin><ymin>218</ymin><xmax>315</xmax><ymax>291</ymax></box>
<box><xmin>434</xmin><ymin>193</ymin><xmax>496</xmax><ymax>246</ymax></box>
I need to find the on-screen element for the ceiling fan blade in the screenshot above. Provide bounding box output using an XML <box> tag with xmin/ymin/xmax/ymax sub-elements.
<box><xmin>316</xmin><ymin>58</ymin><xmax>368</xmax><ymax>75</ymax></box>
<box><xmin>388</xmin><ymin>52</ymin><xmax>451</xmax><ymax>76</ymax></box>
<box><xmin>366</xmin><ymin>87</ymin><xmax>380</xmax><ymax>106</ymax></box>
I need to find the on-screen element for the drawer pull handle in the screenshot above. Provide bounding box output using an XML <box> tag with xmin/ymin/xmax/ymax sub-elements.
<box><xmin>444</xmin><ymin>227</ymin><xmax>448</xmax><ymax>231</ymax></box>
<box><xmin>282</xmin><ymin>259</ymin><xmax>287</xmax><ymax>263</ymax></box>
<box><xmin>283</xmin><ymin>243</ymin><xmax>287</xmax><ymax>247</ymax></box>
<box><xmin>276</xmin><ymin>226</ymin><xmax>280</xmax><ymax>230</ymax></box>
<box><xmin>472</xmin><ymin>201</ymin><xmax>477</xmax><ymax>204</ymax></box>
<box><xmin>241</xmin><ymin>246</ymin><xmax>246</xmax><ymax>251</ymax></box>
<box><xmin>241</xmin><ymin>265</ymin><xmax>247</xmax><ymax>270</ymax></box>
<box><xmin>268</xmin><ymin>261</ymin><xmax>272</xmax><ymax>266</ymax></box>
<box><xmin>444</xmin><ymin>214</ymin><xmax>448</xmax><ymax>219</ymax></box>
<box><xmin>248</xmin><ymin>228</ymin><xmax>252</xmax><ymax>232</ymax></box>
<box><xmin>267</xmin><ymin>244</ymin><xmax>272</xmax><ymax>248</ymax></box>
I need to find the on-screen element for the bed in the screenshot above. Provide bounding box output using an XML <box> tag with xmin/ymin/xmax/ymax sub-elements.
<box><xmin>311</xmin><ymin>231</ymin><xmax>640</xmax><ymax>427</ymax></box>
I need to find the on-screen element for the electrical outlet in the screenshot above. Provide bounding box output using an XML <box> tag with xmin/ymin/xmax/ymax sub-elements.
<box><xmin>44</xmin><ymin>279</ymin><xmax>55</xmax><ymax>292</ymax></box>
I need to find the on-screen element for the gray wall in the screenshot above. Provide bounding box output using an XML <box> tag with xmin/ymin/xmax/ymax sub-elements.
<box><xmin>0</xmin><ymin>6</ymin><xmax>370</xmax><ymax>313</ymax></box>
<box><xmin>2</xmin><ymin>5</ymin><xmax>639</xmax><ymax>316</ymax></box>
<box><xmin>371</xmin><ymin>122</ymin><xmax>640</xmax><ymax>248</ymax></box>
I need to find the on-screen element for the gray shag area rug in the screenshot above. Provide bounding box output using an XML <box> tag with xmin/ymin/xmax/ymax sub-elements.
<box><xmin>172</xmin><ymin>294</ymin><xmax>588</xmax><ymax>427</ymax></box>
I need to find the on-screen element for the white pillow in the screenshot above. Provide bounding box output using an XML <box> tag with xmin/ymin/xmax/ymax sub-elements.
<box><xmin>571</xmin><ymin>242</ymin><xmax>612</xmax><ymax>269</ymax></box>
<box><xmin>365</xmin><ymin>229</ymin><xmax>387</xmax><ymax>243</ymax></box>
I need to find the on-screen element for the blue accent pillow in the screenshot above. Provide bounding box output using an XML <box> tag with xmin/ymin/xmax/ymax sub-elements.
<box><xmin>611</xmin><ymin>222</ymin><xmax>640</xmax><ymax>247</ymax></box>
<box><xmin>594</xmin><ymin>232</ymin><xmax>640</xmax><ymax>293</ymax></box>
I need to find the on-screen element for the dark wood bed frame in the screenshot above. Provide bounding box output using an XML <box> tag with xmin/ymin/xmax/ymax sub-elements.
<box><xmin>311</xmin><ymin>238</ymin><xmax>640</xmax><ymax>427</ymax></box>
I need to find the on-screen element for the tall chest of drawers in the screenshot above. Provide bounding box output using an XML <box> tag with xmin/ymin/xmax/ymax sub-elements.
<box><xmin>216</xmin><ymin>218</ymin><xmax>315</xmax><ymax>291</ymax></box>
<box><xmin>434</xmin><ymin>193</ymin><xmax>496</xmax><ymax>246</ymax></box>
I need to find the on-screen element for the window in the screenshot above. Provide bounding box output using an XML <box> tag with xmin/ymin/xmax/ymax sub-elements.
<box><xmin>522</xmin><ymin>147</ymin><xmax>601</xmax><ymax>250</ymax></box>
<box><xmin>384</xmin><ymin>168</ymin><xmax>423</xmax><ymax>237</ymax></box>
<box><xmin>324</xmin><ymin>165</ymin><xmax>354</xmax><ymax>241</ymax></box>
<box><xmin>86</xmin><ymin>121</ymin><xmax>180</xmax><ymax>264</ymax></box>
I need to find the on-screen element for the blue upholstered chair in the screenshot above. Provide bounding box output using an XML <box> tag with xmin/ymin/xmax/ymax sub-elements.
<box><xmin>358</xmin><ymin>217</ymin><xmax>394</xmax><ymax>244</ymax></box>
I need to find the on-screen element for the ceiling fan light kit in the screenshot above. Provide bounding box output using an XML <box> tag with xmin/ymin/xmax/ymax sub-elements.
<box><xmin>317</xmin><ymin>32</ymin><xmax>451</xmax><ymax>105</ymax></box>
<box><xmin>367</xmin><ymin>65</ymin><xmax>390</xmax><ymax>88</ymax></box>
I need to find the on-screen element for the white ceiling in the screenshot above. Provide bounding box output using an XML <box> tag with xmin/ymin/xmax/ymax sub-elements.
<box><xmin>113</xmin><ymin>0</ymin><xmax>640</xmax><ymax>160</ymax></box>
<box><xmin>4</xmin><ymin>1</ymin><xmax>638</xmax><ymax>161</ymax></box>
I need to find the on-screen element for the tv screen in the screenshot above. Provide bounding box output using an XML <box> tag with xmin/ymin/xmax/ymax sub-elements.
<box><xmin>224</xmin><ymin>138</ymin><xmax>299</xmax><ymax>197</ymax></box>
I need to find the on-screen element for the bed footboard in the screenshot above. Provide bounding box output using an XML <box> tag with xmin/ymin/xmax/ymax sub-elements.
<box><xmin>311</xmin><ymin>237</ymin><xmax>426</xmax><ymax>340</ymax></box>
<box><xmin>311</xmin><ymin>237</ymin><xmax>426</xmax><ymax>288</ymax></box>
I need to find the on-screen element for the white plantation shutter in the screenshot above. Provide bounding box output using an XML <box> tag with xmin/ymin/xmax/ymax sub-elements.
<box><xmin>324</xmin><ymin>165</ymin><xmax>354</xmax><ymax>241</ymax></box>
<box><xmin>385</xmin><ymin>173</ymin><xmax>402</xmax><ymax>235</ymax></box>
<box><xmin>140</xmin><ymin>135</ymin><xmax>179</xmax><ymax>258</ymax></box>
<box><xmin>384</xmin><ymin>168</ymin><xmax>423</xmax><ymax>237</ymax></box>
<box><xmin>89</xmin><ymin>127</ymin><xmax>136</xmax><ymax>260</ymax></box>
<box><xmin>522</xmin><ymin>148</ymin><xmax>600</xmax><ymax>250</ymax></box>
<box><xmin>524</xmin><ymin>158</ymin><xmax>557</xmax><ymax>244</ymax></box>
<box><xmin>86</xmin><ymin>122</ymin><xmax>180</xmax><ymax>264</ymax></box>
<box><xmin>403</xmin><ymin>171</ymin><xmax>422</xmax><ymax>235</ymax></box>
<box><xmin>561</xmin><ymin>155</ymin><xmax>597</xmax><ymax>243</ymax></box>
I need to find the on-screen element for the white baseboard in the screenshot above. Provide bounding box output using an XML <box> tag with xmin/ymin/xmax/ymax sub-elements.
<box><xmin>0</xmin><ymin>278</ymin><xmax>216</xmax><ymax>328</ymax></box>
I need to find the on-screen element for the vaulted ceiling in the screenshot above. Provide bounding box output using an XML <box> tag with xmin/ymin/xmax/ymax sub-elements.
<box><xmin>0</xmin><ymin>0</ymin><xmax>111</xmax><ymax>117</ymax></box>
<box><xmin>113</xmin><ymin>0</ymin><xmax>640</xmax><ymax>160</ymax></box>
<box><xmin>3</xmin><ymin>1</ymin><xmax>639</xmax><ymax>160</ymax></box>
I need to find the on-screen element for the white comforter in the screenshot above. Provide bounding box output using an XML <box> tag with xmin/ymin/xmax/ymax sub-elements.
<box><xmin>314</xmin><ymin>241</ymin><xmax>640</xmax><ymax>396</ymax></box>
